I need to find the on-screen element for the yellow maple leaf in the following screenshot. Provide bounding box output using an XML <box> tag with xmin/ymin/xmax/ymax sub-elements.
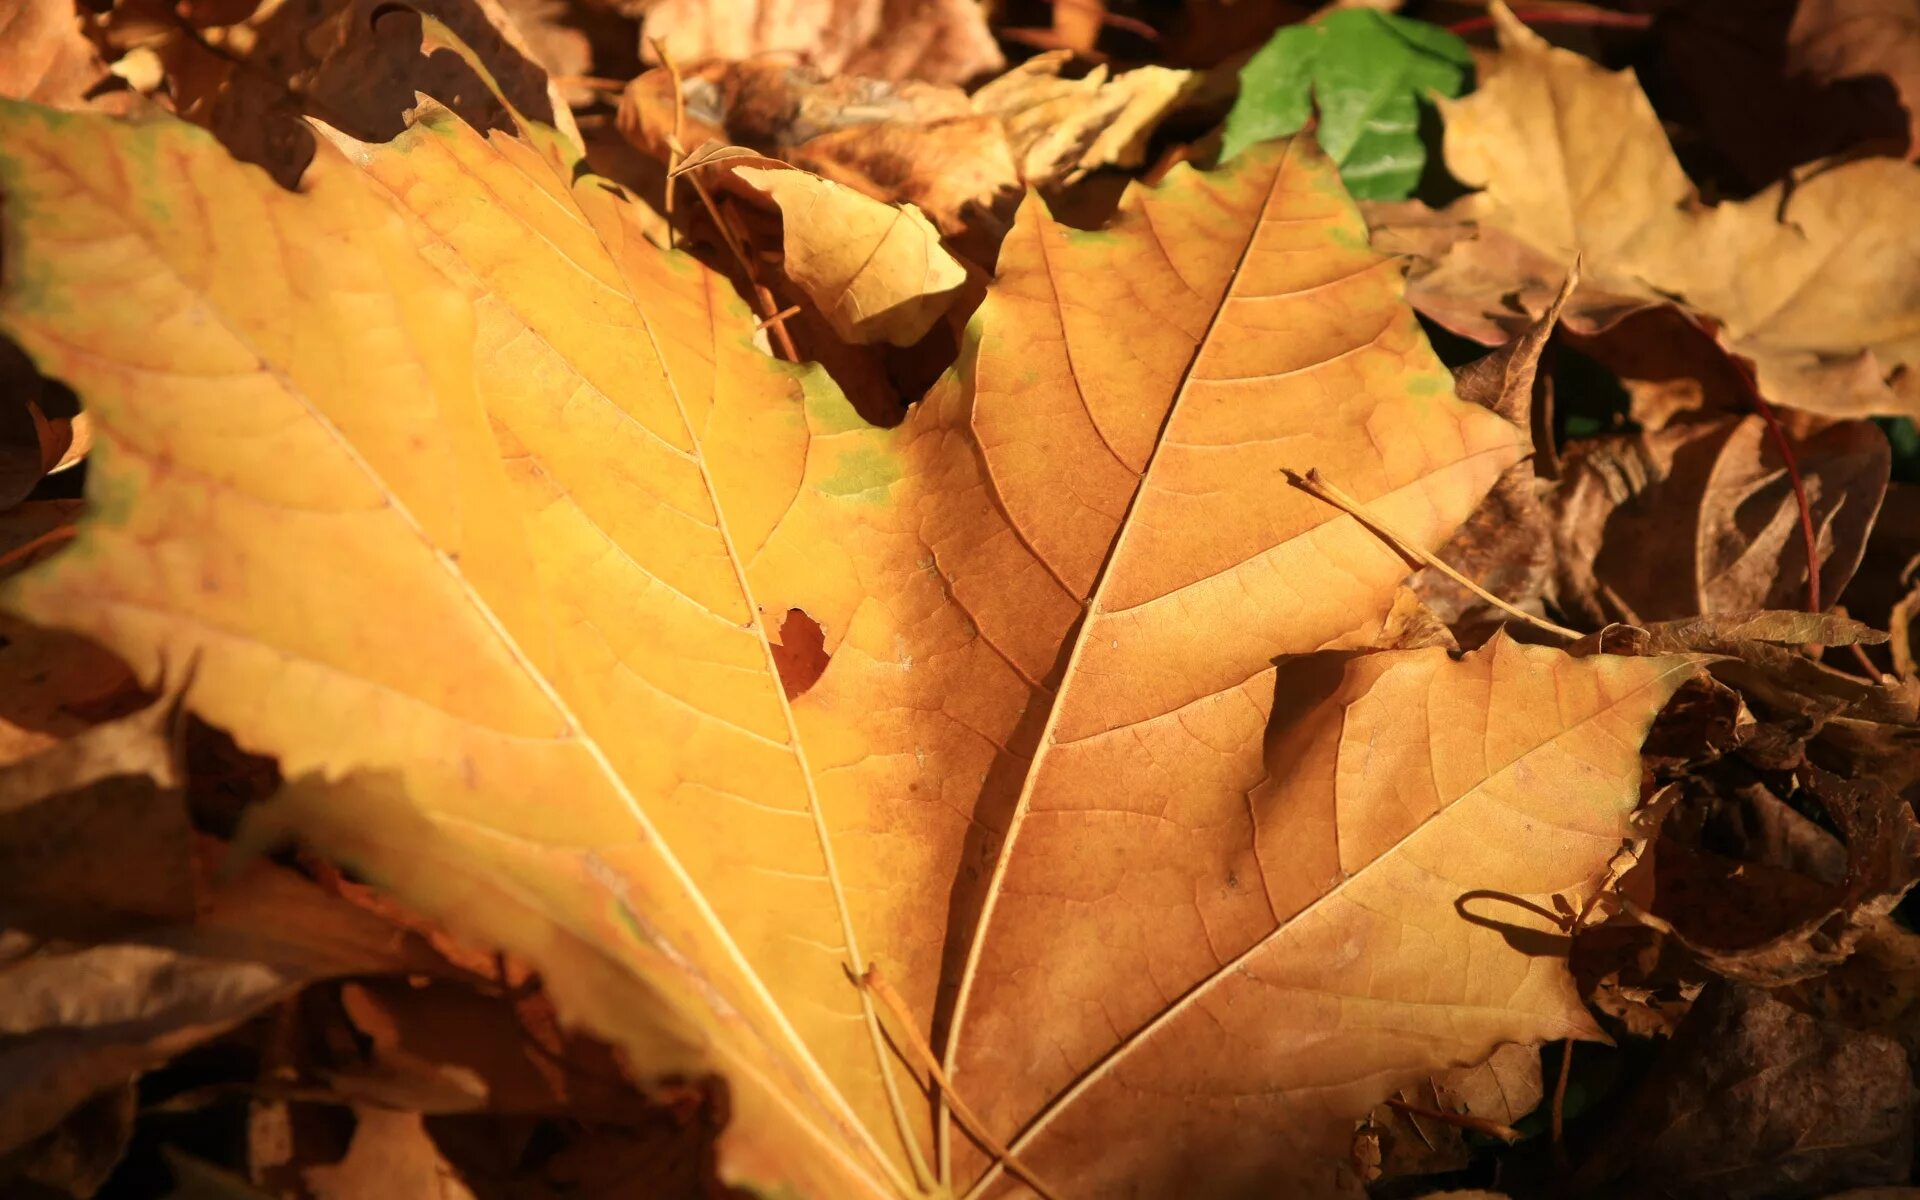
<box><xmin>0</xmin><ymin>68</ymin><xmax>1693</xmax><ymax>1196</ymax></box>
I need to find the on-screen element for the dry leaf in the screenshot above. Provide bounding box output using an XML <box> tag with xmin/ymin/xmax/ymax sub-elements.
<box><xmin>1640</xmin><ymin>768</ymin><xmax>1920</xmax><ymax>986</ymax></box>
<box><xmin>0</xmin><ymin>0</ymin><xmax>115</xmax><ymax>108</ymax></box>
<box><xmin>1579</xmin><ymin>983</ymin><xmax>1914</xmax><ymax>1196</ymax></box>
<box><xmin>303</xmin><ymin>1109</ymin><xmax>477</xmax><ymax>1200</ymax></box>
<box><xmin>0</xmin><ymin>53</ymin><xmax>1698</xmax><ymax>1193</ymax></box>
<box><xmin>972</xmin><ymin>50</ymin><xmax>1201</xmax><ymax>184</ymax></box>
<box><xmin>1790</xmin><ymin>0</ymin><xmax>1920</xmax><ymax>156</ymax></box>
<box><xmin>1547</xmin><ymin>416</ymin><xmax>1890</xmax><ymax>626</ymax></box>
<box><xmin>618</xmin><ymin>60</ymin><xmax>1020</xmax><ymax>237</ymax></box>
<box><xmin>0</xmin><ymin>694</ymin><xmax>425</xmax><ymax>1165</ymax></box>
<box><xmin>1369</xmin><ymin>1044</ymin><xmax>1541</xmax><ymax>1180</ymax></box>
<box><xmin>640</xmin><ymin>0</ymin><xmax>1002</xmax><ymax>86</ymax></box>
<box><xmin>1371</xmin><ymin>2</ymin><xmax>1920</xmax><ymax>422</ymax></box>
<box><xmin>718</xmin><ymin>157</ymin><xmax>967</xmax><ymax>345</ymax></box>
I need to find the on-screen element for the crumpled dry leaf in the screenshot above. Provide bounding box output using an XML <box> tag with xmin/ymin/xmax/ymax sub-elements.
<box><xmin>679</xmin><ymin>148</ymin><xmax>968</xmax><ymax>345</ymax></box>
<box><xmin>102</xmin><ymin>0</ymin><xmax>583</xmax><ymax>189</ymax></box>
<box><xmin>640</xmin><ymin>0</ymin><xmax>1003</xmax><ymax>86</ymax></box>
<box><xmin>1368</xmin><ymin>2</ymin><xmax>1920</xmax><ymax>422</ymax></box>
<box><xmin>1547</xmin><ymin>415</ymin><xmax>1889</xmax><ymax>626</ymax></box>
<box><xmin>0</xmin><ymin>703</ymin><xmax>430</xmax><ymax>1159</ymax></box>
<box><xmin>1789</xmin><ymin>0</ymin><xmax>1920</xmax><ymax>156</ymax></box>
<box><xmin>618</xmin><ymin>59</ymin><xmax>1019</xmax><ymax>237</ymax></box>
<box><xmin>1369</xmin><ymin>1044</ymin><xmax>1541</xmax><ymax>1181</ymax></box>
<box><xmin>1413</xmin><ymin>272</ymin><xmax>1571</xmax><ymax>636</ymax></box>
<box><xmin>0</xmin><ymin>0</ymin><xmax>116</xmax><ymax>109</ymax></box>
<box><xmin>1579</xmin><ymin>982</ymin><xmax>1914</xmax><ymax>1197</ymax></box>
<box><xmin>971</xmin><ymin>50</ymin><xmax>1201</xmax><ymax>185</ymax></box>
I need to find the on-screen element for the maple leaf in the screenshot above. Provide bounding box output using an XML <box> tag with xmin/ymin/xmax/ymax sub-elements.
<box><xmin>1368</xmin><ymin>2</ymin><xmax>1920</xmax><ymax>423</ymax></box>
<box><xmin>0</xmin><ymin>48</ymin><xmax>1693</xmax><ymax>1198</ymax></box>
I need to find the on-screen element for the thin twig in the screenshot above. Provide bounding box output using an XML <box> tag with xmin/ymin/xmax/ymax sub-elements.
<box><xmin>755</xmin><ymin>304</ymin><xmax>802</xmax><ymax>332</ymax></box>
<box><xmin>677</xmin><ymin>162</ymin><xmax>801</xmax><ymax>360</ymax></box>
<box><xmin>859</xmin><ymin>964</ymin><xmax>1065</xmax><ymax>1200</ymax></box>
<box><xmin>648</xmin><ymin>37</ymin><xmax>687</xmax><ymax>241</ymax></box>
<box><xmin>1551</xmin><ymin>1038</ymin><xmax>1574</xmax><ymax>1167</ymax></box>
<box><xmin>1448</xmin><ymin>7</ymin><xmax>1654</xmax><ymax>36</ymax></box>
<box><xmin>1289</xmin><ymin>468</ymin><xmax>1584</xmax><ymax>641</ymax></box>
<box><xmin>1383</xmin><ymin>1097</ymin><xmax>1523</xmax><ymax>1144</ymax></box>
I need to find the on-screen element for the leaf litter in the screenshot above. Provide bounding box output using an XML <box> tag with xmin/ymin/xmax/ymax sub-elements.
<box><xmin>2</xmin><ymin>0</ymin><xmax>1920</xmax><ymax>1197</ymax></box>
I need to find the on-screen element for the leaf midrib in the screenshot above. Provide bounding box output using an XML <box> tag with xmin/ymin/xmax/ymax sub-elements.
<box><xmin>960</xmin><ymin>655</ymin><xmax>1692</xmax><ymax>1198</ymax></box>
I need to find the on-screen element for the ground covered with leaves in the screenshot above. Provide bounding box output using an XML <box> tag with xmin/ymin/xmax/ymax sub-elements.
<box><xmin>4</xmin><ymin>0</ymin><xmax>1920</xmax><ymax>1197</ymax></box>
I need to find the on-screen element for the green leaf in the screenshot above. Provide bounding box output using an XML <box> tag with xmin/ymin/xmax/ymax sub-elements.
<box><xmin>1221</xmin><ymin>10</ymin><xmax>1471</xmax><ymax>199</ymax></box>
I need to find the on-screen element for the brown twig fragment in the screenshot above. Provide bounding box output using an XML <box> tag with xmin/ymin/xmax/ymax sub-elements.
<box><xmin>1383</xmin><ymin>1097</ymin><xmax>1524</xmax><ymax>1144</ymax></box>
<box><xmin>1448</xmin><ymin>7</ymin><xmax>1653</xmax><ymax>36</ymax></box>
<box><xmin>647</xmin><ymin>37</ymin><xmax>688</xmax><ymax>239</ymax></box>
<box><xmin>755</xmin><ymin>304</ymin><xmax>802</xmax><ymax>332</ymax></box>
<box><xmin>858</xmin><ymin>964</ymin><xmax>1064</xmax><ymax>1200</ymax></box>
<box><xmin>1551</xmin><ymin>1038</ymin><xmax>1574</xmax><ymax>1169</ymax></box>
<box><xmin>1288</xmin><ymin>468</ymin><xmax>1584</xmax><ymax>641</ymax></box>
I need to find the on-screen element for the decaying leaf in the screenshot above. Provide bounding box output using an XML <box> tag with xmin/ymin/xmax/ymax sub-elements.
<box><xmin>0</xmin><ymin>0</ymin><xmax>115</xmax><ymax>109</ymax></box>
<box><xmin>1579</xmin><ymin>982</ymin><xmax>1914</xmax><ymax>1196</ymax></box>
<box><xmin>1789</xmin><ymin>0</ymin><xmax>1920</xmax><ymax>156</ymax></box>
<box><xmin>639</xmin><ymin>0</ymin><xmax>1003</xmax><ymax>86</ymax></box>
<box><xmin>1368</xmin><ymin>1043</ymin><xmax>1541</xmax><ymax>1181</ymax></box>
<box><xmin>1369</xmin><ymin>2</ymin><xmax>1920</xmax><ymax>422</ymax></box>
<box><xmin>1547</xmin><ymin>415</ymin><xmax>1890</xmax><ymax>626</ymax></box>
<box><xmin>0</xmin><ymin>31</ymin><xmax>1709</xmax><ymax>1184</ymax></box>
<box><xmin>619</xmin><ymin>60</ymin><xmax>1021</xmax><ymax>238</ymax></box>
<box><xmin>0</xmin><ymin>706</ymin><xmax>429</xmax><ymax>1159</ymax></box>
<box><xmin>971</xmin><ymin>51</ymin><xmax>1201</xmax><ymax>185</ymax></box>
<box><xmin>1639</xmin><ymin>767</ymin><xmax>1920</xmax><ymax>986</ymax></box>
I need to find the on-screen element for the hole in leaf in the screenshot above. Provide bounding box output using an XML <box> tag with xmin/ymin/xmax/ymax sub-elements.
<box><xmin>768</xmin><ymin>608</ymin><xmax>829</xmax><ymax>699</ymax></box>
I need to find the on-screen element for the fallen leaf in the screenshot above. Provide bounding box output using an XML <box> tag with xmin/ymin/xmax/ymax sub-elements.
<box><xmin>303</xmin><ymin>1108</ymin><xmax>477</xmax><ymax>1200</ymax></box>
<box><xmin>716</xmin><ymin>156</ymin><xmax>967</xmax><ymax>345</ymax></box>
<box><xmin>949</xmin><ymin>636</ymin><xmax>1693</xmax><ymax>1193</ymax></box>
<box><xmin>1370</xmin><ymin>1043</ymin><xmax>1541</xmax><ymax>1180</ymax></box>
<box><xmin>618</xmin><ymin>60</ymin><xmax>1019</xmax><ymax>237</ymax></box>
<box><xmin>1547</xmin><ymin>416</ymin><xmax>1890</xmax><ymax>626</ymax></box>
<box><xmin>0</xmin><ymin>0</ymin><xmax>115</xmax><ymax>108</ymax></box>
<box><xmin>1413</xmin><ymin>272</ymin><xmax>1572</xmax><ymax>636</ymax></box>
<box><xmin>1790</xmin><ymin>0</ymin><xmax>1920</xmax><ymax>156</ymax></box>
<box><xmin>1640</xmin><ymin>767</ymin><xmax>1920</xmax><ymax>986</ymax></box>
<box><xmin>1371</xmin><ymin>2</ymin><xmax>1920</xmax><ymax>422</ymax></box>
<box><xmin>971</xmin><ymin>51</ymin><xmax>1201</xmax><ymax>185</ymax></box>
<box><xmin>639</xmin><ymin>0</ymin><xmax>1002</xmax><ymax>86</ymax></box>
<box><xmin>1578</xmin><ymin>982</ymin><xmax>1914</xmax><ymax>1196</ymax></box>
<box><xmin>101</xmin><ymin>0</ymin><xmax>583</xmax><ymax>189</ymax></box>
<box><xmin>1222</xmin><ymin>7</ymin><xmax>1470</xmax><ymax>199</ymax></box>
<box><xmin>0</xmin><ymin>682</ymin><xmax>427</xmax><ymax>1167</ymax></box>
<box><xmin>0</xmin><ymin>54</ymin><xmax>1694</xmax><ymax>1193</ymax></box>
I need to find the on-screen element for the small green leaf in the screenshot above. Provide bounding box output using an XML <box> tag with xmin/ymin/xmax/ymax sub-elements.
<box><xmin>1221</xmin><ymin>10</ymin><xmax>1471</xmax><ymax>200</ymax></box>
